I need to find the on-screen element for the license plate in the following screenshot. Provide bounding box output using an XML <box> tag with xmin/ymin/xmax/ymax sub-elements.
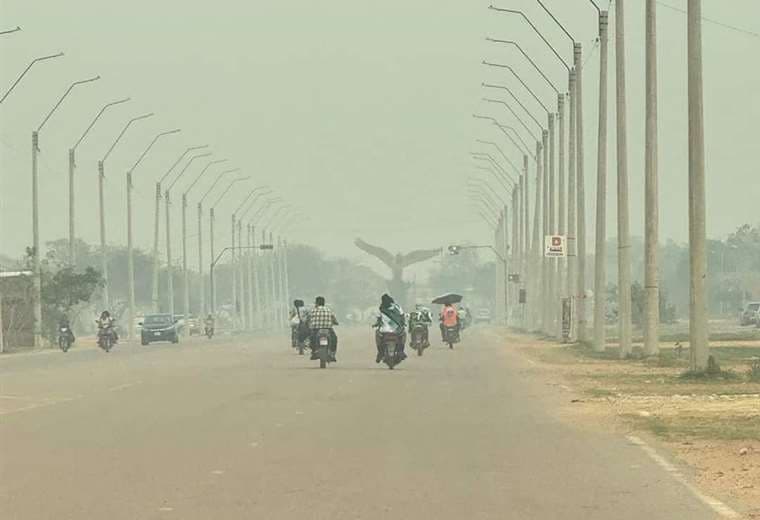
<box><xmin>319</xmin><ymin>337</ymin><xmax>329</xmax><ymax>346</ymax></box>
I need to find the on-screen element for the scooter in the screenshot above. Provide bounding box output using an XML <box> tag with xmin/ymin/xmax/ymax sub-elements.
<box><xmin>58</xmin><ymin>325</ymin><xmax>74</xmax><ymax>352</ymax></box>
<box><xmin>379</xmin><ymin>331</ymin><xmax>405</xmax><ymax>369</ymax></box>
<box><xmin>97</xmin><ymin>324</ymin><xmax>115</xmax><ymax>352</ymax></box>
<box><xmin>443</xmin><ymin>325</ymin><xmax>460</xmax><ymax>349</ymax></box>
<box><xmin>410</xmin><ymin>324</ymin><xmax>429</xmax><ymax>356</ymax></box>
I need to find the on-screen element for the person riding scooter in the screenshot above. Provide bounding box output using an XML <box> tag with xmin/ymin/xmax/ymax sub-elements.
<box><xmin>439</xmin><ymin>302</ymin><xmax>460</xmax><ymax>342</ymax></box>
<box><xmin>374</xmin><ymin>294</ymin><xmax>407</xmax><ymax>363</ymax></box>
<box><xmin>204</xmin><ymin>313</ymin><xmax>215</xmax><ymax>337</ymax></box>
<box><xmin>96</xmin><ymin>310</ymin><xmax>118</xmax><ymax>343</ymax></box>
<box><xmin>306</xmin><ymin>296</ymin><xmax>338</xmax><ymax>362</ymax></box>
<box><xmin>408</xmin><ymin>304</ymin><xmax>433</xmax><ymax>347</ymax></box>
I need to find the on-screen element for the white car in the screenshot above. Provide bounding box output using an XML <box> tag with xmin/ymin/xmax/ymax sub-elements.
<box><xmin>739</xmin><ymin>302</ymin><xmax>760</xmax><ymax>326</ymax></box>
<box><xmin>474</xmin><ymin>308</ymin><xmax>492</xmax><ymax>324</ymax></box>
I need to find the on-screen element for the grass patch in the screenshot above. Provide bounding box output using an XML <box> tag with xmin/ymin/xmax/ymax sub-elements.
<box><xmin>627</xmin><ymin>414</ymin><xmax>760</xmax><ymax>441</ymax></box>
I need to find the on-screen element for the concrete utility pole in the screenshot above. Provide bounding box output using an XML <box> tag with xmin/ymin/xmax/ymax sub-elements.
<box><xmin>615</xmin><ymin>0</ymin><xmax>633</xmax><ymax>358</ymax></box>
<box><xmin>688</xmin><ymin>0</ymin><xmax>709</xmax><ymax>371</ymax></box>
<box><xmin>97</xmin><ymin>112</ymin><xmax>154</xmax><ymax>312</ymax></box>
<box><xmin>153</xmin><ymin>145</ymin><xmax>209</xmax><ymax>312</ymax></box>
<box><xmin>165</xmin><ymin>190</ymin><xmax>175</xmax><ymax>316</ymax></box>
<box><xmin>557</xmin><ymin>95</ymin><xmax>566</xmax><ymax>337</ymax></box>
<box><xmin>197</xmin><ymin>168</ymin><xmax>240</xmax><ymax>317</ymax></box>
<box><xmin>270</xmin><ymin>232</ymin><xmax>280</xmax><ymax>328</ymax></box>
<box><xmin>593</xmin><ymin>9</ymin><xmax>610</xmax><ymax>353</ymax></box>
<box><xmin>165</xmin><ymin>152</ymin><xmax>213</xmax><ymax>318</ymax></box>
<box><xmin>541</xmin><ymin>130</ymin><xmax>550</xmax><ymax>334</ymax></box>
<box><xmin>30</xmin><ymin>75</ymin><xmax>100</xmax><ymax>347</ymax></box>
<box><xmin>644</xmin><ymin>0</ymin><xmax>660</xmax><ymax>357</ymax></box>
<box><xmin>531</xmin><ymin>141</ymin><xmax>543</xmax><ymax>331</ymax></box>
<box><xmin>566</xmin><ymin>70</ymin><xmax>577</xmax><ymax>340</ymax></box>
<box><xmin>69</xmin><ymin>98</ymin><xmax>130</xmax><ymax>265</ymax></box>
<box><xmin>548</xmin><ymin>116</ymin><xmax>556</xmax><ymax>335</ymax></box>
<box><xmin>126</xmin><ymin>129</ymin><xmax>181</xmax><ymax>340</ymax></box>
<box><xmin>523</xmin><ymin>155</ymin><xmax>530</xmax><ymax>327</ymax></box>
<box><xmin>574</xmin><ymin>43</ymin><xmax>588</xmax><ymax>344</ymax></box>
<box><xmin>182</xmin><ymin>159</ymin><xmax>227</xmax><ymax>330</ymax></box>
<box><xmin>208</xmin><ymin>177</ymin><xmax>250</xmax><ymax>315</ymax></box>
<box><xmin>247</xmin><ymin>224</ymin><xmax>255</xmax><ymax>329</ymax></box>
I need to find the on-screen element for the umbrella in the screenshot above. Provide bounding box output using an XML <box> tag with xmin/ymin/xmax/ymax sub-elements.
<box><xmin>431</xmin><ymin>293</ymin><xmax>463</xmax><ymax>305</ymax></box>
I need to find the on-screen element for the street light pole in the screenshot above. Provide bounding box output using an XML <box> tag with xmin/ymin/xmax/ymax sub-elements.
<box><xmin>644</xmin><ymin>0</ymin><xmax>660</xmax><ymax>357</ymax></box>
<box><xmin>98</xmin><ymin>112</ymin><xmax>155</xmax><ymax>309</ymax></box>
<box><xmin>182</xmin><ymin>159</ymin><xmax>227</xmax><ymax>330</ymax></box>
<box><xmin>69</xmin><ymin>98</ymin><xmax>131</xmax><ymax>265</ymax></box>
<box><xmin>688</xmin><ymin>0</ymin><xmax>709</xmax><ymax>371</ymax></box>
<box><xmin>0</xmin><ymin>52</ymin><xmax>63</xmax><ymax>105</ymax></box>
<box><xmin>126</xmin><ymin>129</ymin><xmax>181</xmax><ymax>341</ymax></box>
<box><xmin>593</xmin><ymin>8</ymin><xmax>610</xmax><ymax>353</ymax></box>
<box><xmin>164</xmin><ymin>152</ymin><xmax>213</xmax><ymax>317</ymax></box>
<box><xmin>31</xmin><ymin>75</ymin><xmax>100</xmax><ymax>347</ymax></box>
<box><xmin>198</xmin><ymin>168</ymin><xmax>240</xmax><ymax>316</ymax></box>
<box><xmin>615</xmin><ymin>0</ymin><xmax>633</xmax><ymax>358</ymax></box>
<box><xmin>152</xmin><ymin>145</ymin><xmax>209</xmax><ymax>311</ymax></box>
<box><xmin>209</xmin><ymin>177</ymin><xmax>250</xmax><ymax>314</ymax></box>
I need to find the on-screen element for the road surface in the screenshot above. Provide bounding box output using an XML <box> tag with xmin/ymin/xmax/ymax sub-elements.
<box><xmin>0</xmin><ymin>327</ymin><xmax>725</xmax><ymax>519</ymax></box>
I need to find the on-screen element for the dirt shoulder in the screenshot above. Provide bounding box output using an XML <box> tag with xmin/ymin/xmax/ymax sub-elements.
<box><xmin>508</xmin><ymin>332</ymin><xmax>760</xmax><ymax>518</ymax></box>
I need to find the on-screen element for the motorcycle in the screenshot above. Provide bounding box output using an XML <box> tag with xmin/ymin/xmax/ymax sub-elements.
<box><xmin>410</xmin><ymin>324</ymin><xmax>429</xmax><ymax>356</ymax></box>
<box><xmin>205</xmin><ymin>325</ymin><xmax>214</xmax><ymax>339</ymax></box>
<box><xmin>379</xmin><ymin>331</ymin><xmax>405</xmax><ymax>369</ymax></box>
<box><xmin>97</xmin><ymin>324</ymin><xmax>116</xmax><ymax>352</ymax></box>
<box><xmin>314</xmin><ymin>328</ymin><xmax>333</xmax><ymax>368</ymax></box>
<box><xmin>443</xmin><ymin>325</ymin><xmax>460</xmax><ymax>349</ymax></box>
<box><xmin>58</xmin><ymin>325</ymin><xmax>74</xmax><ymax>353</ymax></box>
<box><xmin>291</xmin><ymin>326</ymin><xmax>308</xmax><ymax>355</ymax></box>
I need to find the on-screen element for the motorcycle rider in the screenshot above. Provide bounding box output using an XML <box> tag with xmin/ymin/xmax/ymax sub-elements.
<box><xmin>204</xmin><ymin>313</ymin><xmax>215</xmax><ymax>335</ymax></box>
<box><xmin>373</xmin><ymin>294</ymin><xmax>407</xmax><ymax>363</ymax></box>
<box><xmin>96</xmin><ymin>310</ymin><xmax>118</xmax><ymax>343</ymax></box>
<box><xmin>289</xmin><ymin>299</ymin><xmax>309</xmax><ymax>347</ymax></box>
<box><xmin>306</xmin><ymin>296</ymin><xmax>338</xmax><ymax>361</ymax></box>
<box><xmin>58</xmin><ymin>316</ymin><xmax>75</xmax><ymax>344</ymax></box>
<box><xmin>439</xmin><ymin>302</ymin><xmax>460</xmax><ymax>341</ymax></box>
<box><xmin>408</xmin><ymin>304</ymin><xmax>433</xmax><ymax>347</ymax></box>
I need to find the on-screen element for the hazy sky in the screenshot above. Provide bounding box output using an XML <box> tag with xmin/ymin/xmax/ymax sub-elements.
<box><xmin>1</xmin><ymin>0</ymin><xmax>759</xmax><ymax>278</ymax></box>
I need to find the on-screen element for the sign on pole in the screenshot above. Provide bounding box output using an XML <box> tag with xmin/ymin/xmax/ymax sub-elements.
<box><xmin>544</xmin><ymin>235</ymin><xmax>566</xmax><ymax>258</ymax></box>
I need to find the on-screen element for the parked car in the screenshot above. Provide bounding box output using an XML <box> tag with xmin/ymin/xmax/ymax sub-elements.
<box><xmin>186</xmin><ymin>315</ymin><xmax>202</xmax><ymax>336</ymax></box>
<box><xmin>140</xmin><ymin>314</ymin><xmax>179</xmax><ymax>345</ymax></box>
<box><xmin>474</xmin><ymin>308</ymin><xmax>492</xmax><ymax>324</ymax></box>
<box><xmin>739</xmin><ymin>302</ymin><xmax>760</xmax><ymax>326</ymax></box>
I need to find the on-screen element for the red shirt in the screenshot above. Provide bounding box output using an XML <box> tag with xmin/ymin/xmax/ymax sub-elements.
<box><xmin>441</xmin><ymin>306</ymin><xmax>458</xmax><ymax>327</ymax></box>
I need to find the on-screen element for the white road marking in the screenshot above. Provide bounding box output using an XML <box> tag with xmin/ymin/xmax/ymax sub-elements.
<box><xmin>627</xmin><ymin>435</ymin><xmax>740</xmax><ymax>518</ymax></box>
<box><xmin>158</xmin><ymin>506</ymin><xmax>174</xmax><ymax>512</ymax></box>
<box><xmin>525</xmin><ymin>358</ymin><xmax>538</xmax><ymax>366</ymax></box>
<box><xmin>210</xmin><ymin>470</ymin><xmax>224</xmax><ymax>475</ymax></box>
<box><xmin>249</xmin><ymin>442</ymin><xmax>259</xmax><ymax>448</ymax></box>
<box><xmin>107</xmin><ymin>381</ymin><xmax>142</xmax><ymax>392</ymax></box>
<box><xmin>0</xmin><ymin>395</ymin><xmax>82</xmax><ymax>416</ymax></box>
<box><xmin>295</xmin><ymin>410</ymin><xmax>304</xmax><ymax>416</ymax></box>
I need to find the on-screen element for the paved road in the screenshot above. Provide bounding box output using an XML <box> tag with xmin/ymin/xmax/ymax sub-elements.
<box><xmin>0</xmin><ymin>327</ymin><xmax>723</xmax><ymax>519</ymax></box>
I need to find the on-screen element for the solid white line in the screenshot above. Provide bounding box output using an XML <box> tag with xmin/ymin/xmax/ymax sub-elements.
<box><xmin>0</xmin><ymin>395</ymin><xmax>82</xmax><ymax>416</ymax></box>
<box><xmin>627</xmin><ymin>435</ymin><xmax>740</xmax><ymax>519</ymax></box>
<box><xmin>107</xmin><ymin>381</ymin><xmax>142</xmax><ymax>392</ymax></box>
